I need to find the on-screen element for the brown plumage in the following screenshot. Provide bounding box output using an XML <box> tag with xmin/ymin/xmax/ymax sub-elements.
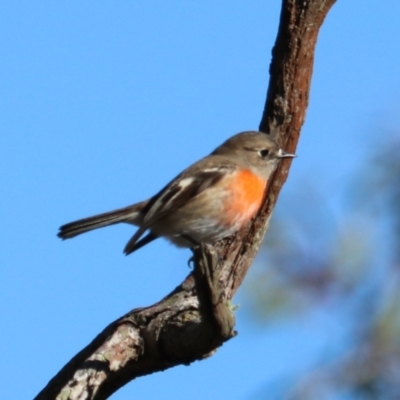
<box><xmin>58</xmin><ymin>131</ymin><xmax>295</xmax><ymax>254</ymax></box>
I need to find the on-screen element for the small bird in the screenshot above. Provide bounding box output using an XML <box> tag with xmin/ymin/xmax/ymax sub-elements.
<box><xmin>58</xmin><ymin>131</ymin><xmax>295</xmax><ymax>255</ymax></box>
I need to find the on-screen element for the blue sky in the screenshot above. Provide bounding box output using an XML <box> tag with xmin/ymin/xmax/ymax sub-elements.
<box><xmin>1</xmin><ymin>2</ymin><xmax>400</xmax><ymax>399</ymax></box>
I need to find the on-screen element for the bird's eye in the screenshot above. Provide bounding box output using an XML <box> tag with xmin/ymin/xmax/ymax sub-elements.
<box><xmin>258</xmin><ymin>149</ymin><xmax>270</xmax><ymax>158</ymax></box>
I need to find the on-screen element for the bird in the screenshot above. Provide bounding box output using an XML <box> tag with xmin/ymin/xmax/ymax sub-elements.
<box><xmin>57</xmin><ymin>131</ymin><xmax>295</xmax><ymax>255</ymax></box>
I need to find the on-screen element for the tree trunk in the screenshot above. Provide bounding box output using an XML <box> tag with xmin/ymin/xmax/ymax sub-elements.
<box><xmin>35</xmin><ymin>0</ymin><xmax>336</xmax><ymax>399</ymax></box>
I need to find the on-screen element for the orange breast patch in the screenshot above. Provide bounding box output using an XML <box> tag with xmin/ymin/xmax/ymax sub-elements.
<box><xmin>224</xmin><ymin>169</ymin><xmax>266</xmax><ymax>221</ymax></box>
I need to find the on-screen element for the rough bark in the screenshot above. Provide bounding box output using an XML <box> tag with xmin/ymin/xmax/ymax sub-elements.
<box><xmin>35</xmin><ymin>0</ymin><xmax>336</xmax><ymax>399</ymax></box>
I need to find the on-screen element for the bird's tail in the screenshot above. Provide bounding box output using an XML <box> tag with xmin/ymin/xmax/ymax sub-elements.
<box><xmin>57</xmin><ymin>201</ymin><xmax>147</xmax><ymax>240</ymax></box>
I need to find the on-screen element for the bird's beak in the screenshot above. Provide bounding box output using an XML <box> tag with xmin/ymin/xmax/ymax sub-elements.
<box><xmin>277</xmin><ymin>148</ymin><xmax>296</xmax><ymax>158</ymax></box>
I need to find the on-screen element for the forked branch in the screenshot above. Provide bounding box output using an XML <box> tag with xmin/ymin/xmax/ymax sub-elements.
<box><xmin>35</xmin><ymin>1</ymin><xmax>336</xmax><ymax>398</ymax></box>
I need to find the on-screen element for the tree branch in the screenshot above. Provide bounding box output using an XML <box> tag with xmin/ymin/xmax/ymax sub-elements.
<box><xmin>35</xmin><ymin>0</ymin><xmax>336</xmax><ymax>398</ymax></box>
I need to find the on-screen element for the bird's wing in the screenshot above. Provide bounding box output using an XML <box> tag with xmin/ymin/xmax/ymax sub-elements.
<box><xmin>142</xmin><ymin>162</ymin><xmax>236</xmax><ymax>225</ymax></box>
<box><xmin>123</xmin><ymin>158</ymin><xmax>237</xmax><ymax>254</ymax></box>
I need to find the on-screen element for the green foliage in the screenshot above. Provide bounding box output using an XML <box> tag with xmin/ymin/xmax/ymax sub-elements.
<box><xmin>245</xmin><ymin>134</ymin><xmax>400</xmax><ymax>399</ymax></box>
